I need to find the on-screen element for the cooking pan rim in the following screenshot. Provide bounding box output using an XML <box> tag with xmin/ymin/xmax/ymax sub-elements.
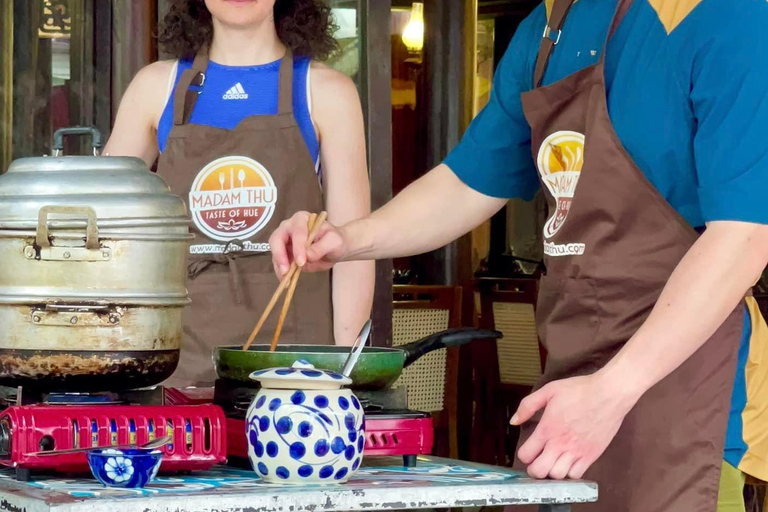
<box><xmin>215</xmin><ymin>345</ymin><xmax>402</xmax><ymax>354</ymax></box>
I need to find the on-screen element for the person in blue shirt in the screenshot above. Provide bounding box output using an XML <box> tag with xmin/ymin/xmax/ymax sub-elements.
<box><xmin>271</xmin><ymin>0</ymin><xmax>768</xmax><ymax>510</ymax></box>
<box><xmin>104</xmin><ymin>0</ymin><xmax>374</xmax><ymax>387</ymax></box>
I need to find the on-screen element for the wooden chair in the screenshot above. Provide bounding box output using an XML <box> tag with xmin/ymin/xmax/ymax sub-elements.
<box><xmin>474</xmin><ymin>277</ymin><xmax>544</xmax><ymax>466</ymax></box>
<box><xmin>392</xmin><ymin>285</ymin><xmax>462</xmax><ymax>458</ymax></box>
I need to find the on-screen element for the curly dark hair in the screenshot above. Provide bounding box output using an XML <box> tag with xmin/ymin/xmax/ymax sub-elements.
<box><xmin>158</xmin><ymin>0</ymin><xmax>339</xmax><ymax>61</ymax></box>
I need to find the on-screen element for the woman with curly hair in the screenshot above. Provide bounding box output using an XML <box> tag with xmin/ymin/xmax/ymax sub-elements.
<box><xmin>104</xmin><ymin>0</ymin><xmax>374</xmax><ymax>388</ymax></box>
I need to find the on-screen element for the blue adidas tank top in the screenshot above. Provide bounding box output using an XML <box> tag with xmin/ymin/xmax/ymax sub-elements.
<box><xmin>156</xmin><ymin>57</ymin><xmax>320</xmax><ymax>169</ymax></box>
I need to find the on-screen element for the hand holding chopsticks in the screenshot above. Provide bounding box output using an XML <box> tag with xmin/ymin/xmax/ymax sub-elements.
<box><xmin>242</xmin><ymin>212</ymin><xmax>327</xmax><ymax>352</ymax></box>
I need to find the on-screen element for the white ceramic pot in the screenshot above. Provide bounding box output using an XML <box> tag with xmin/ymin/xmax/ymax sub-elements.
<box><xmin>246</xmin><ymin>361</ymin><xmax>365</xmax><ymax>484</ymax></box>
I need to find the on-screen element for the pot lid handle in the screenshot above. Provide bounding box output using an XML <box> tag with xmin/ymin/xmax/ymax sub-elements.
<box><xmin>52</xmin><ymin>126</ymin><xmax>103</xmax><ymax>157</ymax></box>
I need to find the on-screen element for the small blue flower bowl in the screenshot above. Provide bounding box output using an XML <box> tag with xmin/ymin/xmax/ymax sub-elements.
<box><xmin>86</xmin><ymin>448</ymin><xmax>163</xmax><ymax>488</ymax></box>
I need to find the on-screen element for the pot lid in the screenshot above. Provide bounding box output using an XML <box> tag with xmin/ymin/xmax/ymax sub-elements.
<box><xmin>249</xmin><ymin>360</ymin><xmax>352</xmax><ymax>390</ymax></box>
<box><xmin>0</xmin><ymin>156</ymin><xmax>188</xmax><ymax>224</ymax></box>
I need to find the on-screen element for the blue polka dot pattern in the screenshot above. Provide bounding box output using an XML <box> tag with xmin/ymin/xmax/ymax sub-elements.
<box><xmin>276</xmin><ymin>417</ymin><xmax>293</xmax><ymax>434</ymax></box>
<box><xmin>330</xmin><ymin>372</ymin><xmax>344</xmax><ymax>380</ymax></box>
<box><xmin>249</xmin><ymin>428</ymin><xmax>259</xmax><ymax>446</ymax></box>
<box><xmin>252</xmin><ymin>369</ymin><xmax>268</xmax><ymax>377</ymax></box>
<box><xmin>246</xmin><ymin>390</ymin><xmax>365</xmax><ymax>483</ymax></box>
<box><xmin>275</xmin><ymin>369</ymin><xmax>296</xmax><ymax>376</ymax></box>
<box><xmin>301</xmin><ymin>369</ymin><xmax>323</xmax><ymax>378</ymax></box>
<box><xmin>299</xmin><ymin>421</ymin><xmax>313</xmax><ymax>438</ymax></box>
<box><xmin>290</xmin><ymin>442</ymin><xmax>306</xmax><ymax>460</ymax></box>
<box><xmin>314</xmin><ymin>439</ymin><xmax>329</xmax><ymax>457</ymax></box>
<box><xmin>331</xmin><ymin>437</ymin><xmax>345</xmax><ymax>455</ymax></box>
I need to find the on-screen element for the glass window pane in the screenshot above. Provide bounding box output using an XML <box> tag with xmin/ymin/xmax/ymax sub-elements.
<box><xmin>4</xmin><ymin>0</ymin><xmax>107</xmax><ymax>162</ymax></box>
<box><xmin>326</xmin><ymin>0</ymin><xmax>360</xmax><ymax>88</ymax></box>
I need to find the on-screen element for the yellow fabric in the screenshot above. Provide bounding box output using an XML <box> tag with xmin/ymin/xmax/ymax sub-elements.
<box><xmin>738</xmin><ymin>297</ymin><xmax>768</xmax><ymax>481</ymax></box>
<box><xmin>647</xmin><ymin>0</ymin><xmax>707</xmax><ymax>33</ymax></box>
<box><xmin>544</xmin><ymin>0</ymin><xmax>579</xmax><ymax>20</ymax></box>
<box><xmin>717</xmin><ymin>461</ymin><xmax>746</xmax><ymax>512</ymax></box>
<box><xmin>545</xmin><ymin>0</ymin><xmax>705</xmax><ymax>34</ymax></box>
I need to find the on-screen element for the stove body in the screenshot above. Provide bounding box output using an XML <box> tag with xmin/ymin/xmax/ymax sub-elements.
<box><xmin>0</xmin><ymin>386</ymin><xmax>227</xmax><ymax>480</ymax></box>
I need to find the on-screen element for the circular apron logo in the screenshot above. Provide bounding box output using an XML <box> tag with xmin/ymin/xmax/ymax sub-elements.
<box><xmin>536</xmin><ymin>131</ymin><xmax>585</xmax><ymax>239</ymax></box>
<box><xmin>189</xmin><ymin>156</ymin><xmax>278</xmax><ymax>242</ymax></box>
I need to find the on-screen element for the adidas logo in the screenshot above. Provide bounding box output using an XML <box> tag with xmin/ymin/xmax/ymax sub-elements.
<box><xmin>223</xmin><ymin>83</ymin><xmax>249</xmax><ymax>100</ymax></box>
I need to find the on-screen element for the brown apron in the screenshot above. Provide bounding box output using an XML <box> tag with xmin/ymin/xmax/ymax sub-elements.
<box><xmin>157</xmin><ymin>47</ymin><xmax>333</xmax><ymax>388</ymax></box>
<box><xmin>514</xmin><ymin>0</ymin><xmax>745</xmax><ymax>510</ymax></box>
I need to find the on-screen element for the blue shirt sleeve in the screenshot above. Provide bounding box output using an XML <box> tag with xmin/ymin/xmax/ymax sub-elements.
<box><xmin>443</xmin><ymin>7</ymin><xmax>544</xmax><ymax>200</ymax></box>
<box><xmin>689</xmin><ymin>0</ymin><xmax>768</xmax><ymax>225</ymax></box>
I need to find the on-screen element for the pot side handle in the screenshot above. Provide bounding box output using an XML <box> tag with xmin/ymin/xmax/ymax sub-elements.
<box><xmin>27</xmin><ymin>206</ymin><xmax>109</xmax><ymax>262</ymax></box>
<box><xmin>401</xmin><ymin>328</ymin><xmax>502</xmax><ymax>368</ymax></box>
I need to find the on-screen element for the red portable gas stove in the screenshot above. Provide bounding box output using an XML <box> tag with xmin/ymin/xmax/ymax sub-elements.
<box><xmin>0</xmin><ymin>386</ymin><xmax>227</xmax><ymax>481</ymax></box>
<box><xmin>169</xmin><ymin>382</ymin><xmax>435</xmax><ymax>467</ymax></box>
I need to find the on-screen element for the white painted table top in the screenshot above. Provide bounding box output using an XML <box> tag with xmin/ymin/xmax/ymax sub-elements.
<box><xmin>0</xmin><ymin>456</ymin><xmax>597</xmax><ymax>512</ymax></box>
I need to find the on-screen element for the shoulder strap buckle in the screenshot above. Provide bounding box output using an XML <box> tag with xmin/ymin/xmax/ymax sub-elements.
<box><xmin>190</xmin><ymin>72</ymin><xmax>206</xmax><ymax>95</ymax></box>
<box><xmin>543</xmin><ymin>25</ymin><xmax>561</xmax><ymax>45</ymax></box>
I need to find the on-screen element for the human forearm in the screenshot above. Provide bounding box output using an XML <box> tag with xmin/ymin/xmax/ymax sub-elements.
<box><xmin>331</xmin><ymin>260</ymin><xmax>375</xmax><ymax>346</ymax></box>
<box><xmin>339</xmin><ymin>165</ymin><xmax>507</xmax><ymax>261</ymax></box>
<box><xmin>599</xmin><ymin>221</ymin><xmax>768</xmax><ymax>399</ymax></box>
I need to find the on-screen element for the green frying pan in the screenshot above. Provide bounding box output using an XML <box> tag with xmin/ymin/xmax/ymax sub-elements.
<box><xmin>213</xmin><ymin>328</ymin><xmax>502</xmax><ymax>390</ymax></box>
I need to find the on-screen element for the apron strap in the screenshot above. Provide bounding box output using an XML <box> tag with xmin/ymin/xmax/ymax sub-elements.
<box><xmin>532</xmin><ymin>0</ymin><xmax>635</xmax><ymax>88</ymax></box>
<box><xmin>187</xmin><ymin>241</ymin><xmax>259</xmax><ymax>305</ymax></box>
<box><xmin>173</xmin><ymin>46</ymin><xmax>293</xmax><ymax>124</ymax></box>
<box><xmin>277</xmin><ymin>49</ymin><xmax>294</xmax><ymax>115</ymax></box>
<box><xmin>533</xmin><ymin>0</ymin><xmax>577</xmax><ymax>88</ymax></box>
<box><xmin>173</xmin><ymin>47</ymin><xmax>210</xmax><ymax>126</ymax></box>
<box><xmin>603</xmin><ymin>0</ymin><xmax>634</xmax><ymax>54</ymax></box>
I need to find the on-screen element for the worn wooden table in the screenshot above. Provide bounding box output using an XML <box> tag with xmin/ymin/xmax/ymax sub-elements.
<box><xmin>0</xmin><ymin>456</ymin><xmax>597</xmax><ymax>512</ymax></box>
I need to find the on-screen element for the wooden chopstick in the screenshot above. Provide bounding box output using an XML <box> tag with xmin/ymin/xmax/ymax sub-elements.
<box><xmin>242</xmin><ymin>211</ymin><xmax>328</xmax><ymax>351</ymax></box>
<box><xmin>269</xmin><ymin>213</ymin><xmax>317</xmax><ymax>351</ymax></box>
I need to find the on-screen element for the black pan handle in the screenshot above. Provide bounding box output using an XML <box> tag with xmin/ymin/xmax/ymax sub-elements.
<box><xmin>52</xmin><ymin>126</ymin><xmax>103</xmax><ymax>156</ymax></box>
<box><xmin>401</xmin><ymin>327</ymin><xmax>503</xmax><ymax>368</ymax></box>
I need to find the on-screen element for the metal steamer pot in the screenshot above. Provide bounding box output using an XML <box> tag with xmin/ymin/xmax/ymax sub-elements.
<box><xmin>0</xmin><ymin>127</ymin><xmax>192</xmax><ymax>391</ymax></box>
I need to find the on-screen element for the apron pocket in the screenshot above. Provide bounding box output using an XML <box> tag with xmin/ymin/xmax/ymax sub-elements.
<box><xmin>536</xmin><ymin>275</ymin><xmax>603</xmax><ymax>380</ymax></box>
